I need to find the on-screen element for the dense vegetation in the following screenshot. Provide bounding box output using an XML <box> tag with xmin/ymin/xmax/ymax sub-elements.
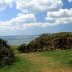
<box><xmin>0</xmin><ymin>39</ymin><xmax>15</xmax><ymax>67</ymax></box>
<box><xmin>18</xmin><ymin>32</ymin><xmax>72</xmax><ymax>53</ymax></box>
<box><xmin>0</xmin><ymin>49</ymin><xmax>72</xmax><ymax>72</ymax></box>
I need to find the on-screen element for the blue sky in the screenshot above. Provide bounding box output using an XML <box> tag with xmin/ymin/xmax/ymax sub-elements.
<box><xmin>0</xmin><ymin>0</ymin><xmax>72</xmax><ymax>36</ymax></box>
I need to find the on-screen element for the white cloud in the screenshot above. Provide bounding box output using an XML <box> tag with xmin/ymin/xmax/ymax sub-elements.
<box><xmin>0</xmin><ymin>22</ymin><xmax>56</xmax><ymax>30</ymax></box>
<box><xmin>46</xmin><ymin>8</ymin><xmax>72</xmax><ymax>25</ymax></box>
<box><xmin>0</xmin><ymin>13</ymin><xmax>36</xmax><ymax>29</ymax></box>
<box><xmin>9</xmin><ymin>13</ymin><xmax>36</xmax><ymax>23</ymax></box>
<box><xmin>16</xmin><ymin>0</ymin><xmax>63</xmax><ymax>13</ymax></box>
<box><xmin>0</xmin><ymin>0</ymin><xmax>63</xmax><ymax>12</ymax></box>
<box><xmin>0</xmin><ymin>0</ymin><xmax>13</xmax><ymax>11</ymax></box>
<box><xmin>1</xmin><ymin>8</ymin><xmax>72</xmax><ymax>30</ymax></box>
<box><xmin>0</xmin><ymin>11</ymin><xmax>58</xmax><ymax>30</ymax></box>
<box><xmin>68</xmin><ymin>0</ymin><xmax>72</xmax><ymax>2</ymax></box>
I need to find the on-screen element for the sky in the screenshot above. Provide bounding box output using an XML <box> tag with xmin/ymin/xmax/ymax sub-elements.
<box><xmin>0</xmin><ymin>0</ymin><xmax>72</xmax><ymax>36</ymax></box>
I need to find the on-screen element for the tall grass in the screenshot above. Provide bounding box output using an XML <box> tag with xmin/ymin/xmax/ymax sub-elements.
<box><xmin>40</xmin><ymin>49</ymin><xmax>72</xmax><ymax>67</ymax></box>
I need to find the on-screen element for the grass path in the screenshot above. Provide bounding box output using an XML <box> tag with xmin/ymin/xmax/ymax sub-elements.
<box><xmin>23</xmin><ymin>52</ymin><xmax>72</xmax><ymax>72</ymax></box>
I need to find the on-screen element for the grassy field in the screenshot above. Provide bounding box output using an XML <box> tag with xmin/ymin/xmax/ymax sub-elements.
<box><xmin>0</xmin><ymin>47</ymin><xmax>72</xmax><ymax>72</ymax></box>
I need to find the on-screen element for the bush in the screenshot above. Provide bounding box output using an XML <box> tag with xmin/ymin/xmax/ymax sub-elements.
<box><xmin>17</xmin><ymin>43</ymin><xmax>27</xmax><ymax>53</ymax></box>
<box><xmin>0</xmin><ymin>39</ymin><xmax>15</xmax><ymax>66</ymax></box>
<box><xmin>17</xmin><ymin>32</ymin><xmax>72</xmax><ymax>53</ymax></box>
<box><xmin>27</xmin><ymin>40</ymin><xmax>42</xmax><ymax>52</ymax></box>
<box><xmin>52</xmin><ymin>35</ymin><xmax>72</xmax><ymax>50</ymax></box>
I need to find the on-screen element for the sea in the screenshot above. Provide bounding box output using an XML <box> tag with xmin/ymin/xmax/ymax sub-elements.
<box><xmin>0</xmin><ymin>35</ymin><xmax>38</xmax><ymax>46</ymax></box>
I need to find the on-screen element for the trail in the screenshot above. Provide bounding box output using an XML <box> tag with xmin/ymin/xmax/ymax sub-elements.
<box><xmin>22</xmin><ymin>53</ymin><xmax>72</xmax><ymax>72</ymax></box>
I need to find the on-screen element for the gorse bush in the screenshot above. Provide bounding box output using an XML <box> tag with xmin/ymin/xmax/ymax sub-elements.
<box><xmin>0</xmin><ymin>39</ymin><xmax>15</xmax><ymax>66</ymax></box>
<box><xmin>53</xmin><ymin>35</ymin><xmax>72</xmax><ymax>50</ymax></box>
<box><xmin>17</xmin><ymin>43</ymin><xmax>27</xmax><ymax>53</ymax></box>
<box><xmin>18</xmin><ymin>32</ymin><xmax>72</xmax><ymax>53</ymax></box>
<box><xmin>27</xmin><ymin>40</ymin><xmax>42</xmax><ymax>52</ymax></box>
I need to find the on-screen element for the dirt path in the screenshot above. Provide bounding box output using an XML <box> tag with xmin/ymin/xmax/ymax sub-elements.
<box><xmin>18</xmin><ymin>53</ymin><xmax>72</xmax><ymax>72</ymax></box>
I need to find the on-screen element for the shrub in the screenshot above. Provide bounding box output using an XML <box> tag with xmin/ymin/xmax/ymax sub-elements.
<box><xmin>27</xmin><ymin>40</ymin><xmax>42</xmax><ymax>52</ymax></box>
<box><xmin>17</xmin><ymin>32</ymin><xmax>72</xmax><ymax>53</ymax></box>
<box><xmin>52</xmin><ymin>35</ymin><xmax>72</xmax><ymax>50</ymax></box>
<box><xmin>17</xmin><ymin>43</ymin><xmax>27</xmax><ymax>53</ymax></box>
<box><xmin>0</xmin><ymin>39</ymin><xmax>15</xmax><ymax>66</ymax></box>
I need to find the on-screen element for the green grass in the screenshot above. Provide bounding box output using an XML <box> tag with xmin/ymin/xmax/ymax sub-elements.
<box><xmin>40</xmin><ymin>49</ymin><xmax>72</xmax><ymax>67</ymax></box>
<box><xmin>0</xmin><ymin>47</ymin><xmax>72</xmax><ymax>72</ymax></box>
<box><xmin>0</xmin><ymin>58</ymin><xmax>31</xmax><ymax>72</ymax></box>
<box><xmin>0</xmin><ymin>54</ymin><xmax>41</xmax><ymax>72</ymax></box>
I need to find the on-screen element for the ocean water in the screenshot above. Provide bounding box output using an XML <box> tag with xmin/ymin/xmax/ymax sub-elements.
<box><xmin>0</xmin><ymin>35</ymin><xmax>38</xmax><ymax>46</ymax></box>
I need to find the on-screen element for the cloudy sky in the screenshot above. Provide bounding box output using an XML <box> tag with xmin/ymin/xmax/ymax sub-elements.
<box><xmin>0</xmin><ymin>0</ymin><xmax>72</xmax><ymax>36</ymax></box>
